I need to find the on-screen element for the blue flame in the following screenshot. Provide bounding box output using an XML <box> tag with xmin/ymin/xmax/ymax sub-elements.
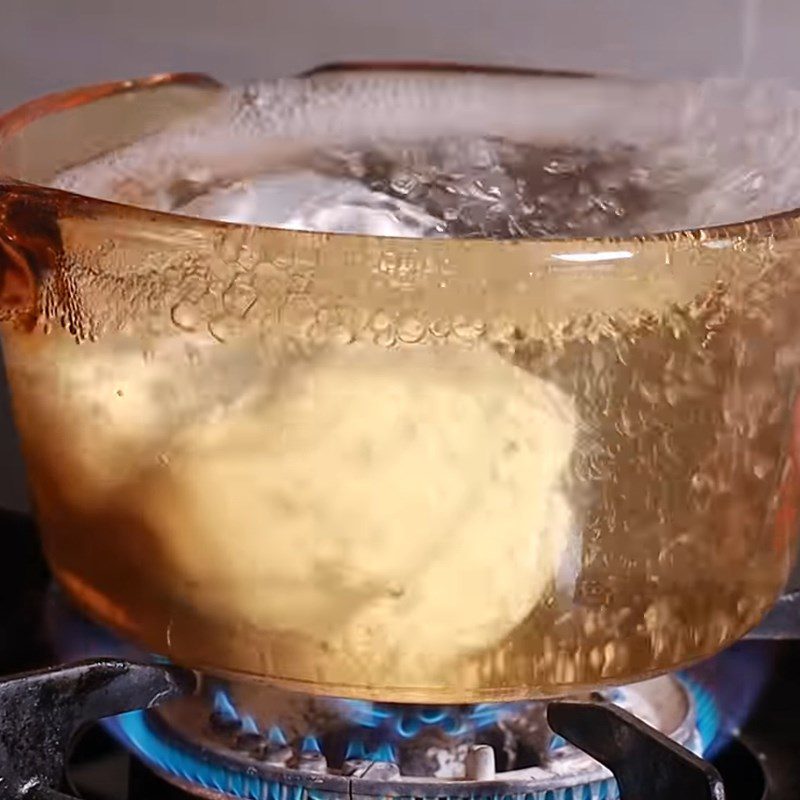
<box><xmin>268</xmin><ymin>725</ymin><xmax>288</xmax><ymax>747</ymax></box>
<box><xmin>417</xmin><ymin>707</ymin><xmax>448</xmax><ymax>724</ymax></box>
<box><xmin>212</xmin><ymin>690</ymin><xmax>239</xmax><ymax>723</ymax></box>
<box><xmin>241</xmin><ymin>715</ymin><xmax>259</xmax><ymax>735</ymax></box>
<box><xmin>336</xmin><ymin>699</ymin><xmax>392</xmax><ymax>728</ymax></box>
<box><xmin>106</xmin><ymin>710</ymin><xmax>272</xmax><ymax>799</ymax></box>
<box><xmin>370</xmin><ymin>742</ymin><xmax>397</xmax><ymax>763</ymax></box>
<box><xmin>343</xmin><ymin>741</ymin><xmax>398</xmax><ymax>764</ymax></box>
<box><xmin>683</xmin><ymin>678</ymin><xmax>720</xmax><ymax>756</ymax></box>
<box><xmin>468</xmin><ymin>703</ymin><xmax>504</xmax><ymax>724</ymax></box>
<box><xmin>345</xmin><ymin>739</ymin><xmax>366</xmax><ymax>759</ymax></box>
<box><xmin>301</xmin><ymin>736</ymin><xmax>321</xmax><ymax>754</ymax></box>
<box><xmin>680</xmin><ymin>641</ymin><xmax>770</xmax><ymax>759</ymax></box>
<box><xmin>335</xmin><ymin>699</ymin><xmax>515</xmax><ymax>740</ymax></box>
<box><xmin>395</xmin><ymin>715</ymin><xmax>423</xmax><ymax>738</ymax></box>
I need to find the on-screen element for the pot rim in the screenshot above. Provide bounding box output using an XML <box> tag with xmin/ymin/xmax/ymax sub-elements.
<box><xmin>0</xmin><ymin>63</ymin><xmax>796</xmax><ymax>247</ymax></box>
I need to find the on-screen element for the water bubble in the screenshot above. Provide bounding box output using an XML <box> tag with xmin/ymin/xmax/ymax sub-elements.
<box><xmin>397</xmin><ymin>315</ymin><xmax>426</xmax><ymax>344</ymax></box>
<box><xmin>208</xmin><ymin>316</ymin><xmax>243</xmax><ymax>343</ymax></box>
<box><xmin>219</xmin><ymin>229</ymin><xmax>247</xmax><ymax>264</ymax></box>
<box><xmin>428</xmin><ymin>317</ymin><xmax>451</xmax><ymax>338</ymax></box>
<box><xmin>389</xmin><ymin>172</ymin><xmax>418</xmax><ymax>197</ymax></box>
<box><xmin>369</xmin><ymin>310</ymin><xmax>392</xmax><ymax>332</ymax></box>
<box><xmin>223</xmin><ymin>278</ymin><xmax>258</xmax><ymax>317</ymax></box>
<box><xmin>373</xmin><ymin>327</ymin><xmax>396</xmax><ymax>348</ymax></box>
<box><xmin>453</xmin><ymin>316</ymin><xmax>485</xmax><ymax>343</ymax></box>
<box><xmin>170</xmin><ymin>302</ymin><xmax>201</xmax><ymax>332</ymax></box>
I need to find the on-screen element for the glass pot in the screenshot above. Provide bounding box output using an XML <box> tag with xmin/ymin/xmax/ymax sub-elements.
<box><xmin>0</xmin><ymin>69</ymin><xmax>798</xmax><ymax>702</ymax></box>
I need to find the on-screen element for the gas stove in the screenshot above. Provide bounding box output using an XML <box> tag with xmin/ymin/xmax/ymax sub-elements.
<box><xmin>0</xmin><ymin>507</ymin><xmax>797</xmax><ymax>800</ymax></box>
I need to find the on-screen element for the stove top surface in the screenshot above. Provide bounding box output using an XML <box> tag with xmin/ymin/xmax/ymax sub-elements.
<box><xmin>0</xmin><ymin>507</ymin><xmax>796</xmax><ymax>800</ymax></box>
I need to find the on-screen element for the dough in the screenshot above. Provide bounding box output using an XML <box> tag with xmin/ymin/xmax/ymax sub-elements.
<box><xmin>141</xmin><ymin>343</ymin><xmax>578</xmax><ymax>680</ymax></box>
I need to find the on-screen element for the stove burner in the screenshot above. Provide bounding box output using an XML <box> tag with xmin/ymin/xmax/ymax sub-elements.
<box><xmin>0</xmin><ymin>659</ymin><xmax>727</xmax><ymax>800</ymax></box>
<box><xmin>102</xmin><ymin>671</ymin><xmax>718</xmax><ymax>800</ymax></box>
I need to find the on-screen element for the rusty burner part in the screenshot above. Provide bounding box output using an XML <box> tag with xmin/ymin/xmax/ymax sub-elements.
<box><xmin>0</xmin><ymin>658</ymin><xmax>724</xmax><ymax>800</ymax></box>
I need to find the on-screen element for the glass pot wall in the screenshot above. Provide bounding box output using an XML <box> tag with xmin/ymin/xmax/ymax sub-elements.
<box><xmin>0</xmin><ymin>71</ymin><xmax>798</xmax><ymax>702</ymax></box>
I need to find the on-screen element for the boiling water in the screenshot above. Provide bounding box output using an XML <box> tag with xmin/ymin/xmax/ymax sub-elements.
<box><xmin>10</xmin><ymin>72</ymin><xmax>800</xmax><ymax>699</ymax></box>
<box><xmin>53</xmin><ymin>73</ymin><xmax>800</xmax><ymax>234</ymax></box>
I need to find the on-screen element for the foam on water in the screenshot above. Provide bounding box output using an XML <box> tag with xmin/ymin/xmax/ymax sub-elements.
<box><xmin>51</xmin><ymin>71</ymin><xmax>800</xmax><ymax>237</ymax></box>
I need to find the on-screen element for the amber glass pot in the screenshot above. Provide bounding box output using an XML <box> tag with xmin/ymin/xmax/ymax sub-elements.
<box><xmin>0</xmin><ymin>69</ymin><xmax>798</xmax><ymax>702</ymax></box>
